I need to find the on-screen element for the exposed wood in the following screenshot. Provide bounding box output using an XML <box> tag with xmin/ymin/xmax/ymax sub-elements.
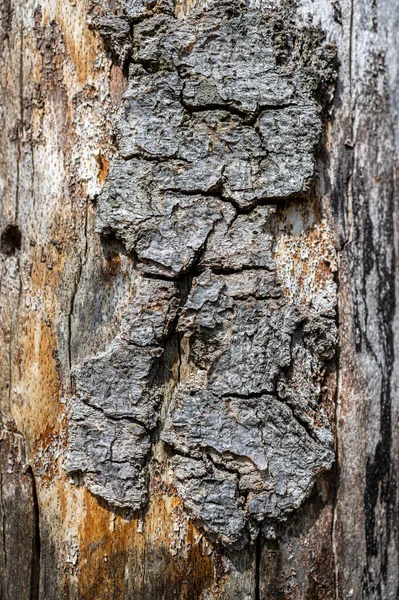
<box><xmin>297</xmin><ymin>0</ymin><xmax>399</xmax><ymax>596</ymax></box>
<box><xmin>0</xmin><ymin>430</ymin><xmax>39</xmax><ymax>599</ymax></box>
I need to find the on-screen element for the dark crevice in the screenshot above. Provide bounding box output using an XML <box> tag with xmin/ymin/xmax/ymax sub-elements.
<box><xmin>0</xmin><ymin>461</ymin><xmax>6</xmax><ymax>580</ymax></box>
<box><xmin>100</xmin><ymin>231</ymin><xmax>132</xmax><ymax>261</ymax></box>
<box><xmin>0</xmin><ymin>224</ymin><xmax>22</xmax><ymax>256</ymax></box>
<box><xmin>141</xmin><ymin>270</ymin><xmax>179</xmax><ymax>282</ymax></box>
<box><xmin>208</xmin><ymin>265</ymin><xmax>273</xmax><ymax>276</ymax></box>
<box><xmin>160</xmin><ymin>186</ymin><xmax>224</xmax><ymax>199</ymax></box>
<box><xmin>160</xmin><ymin>184</ymin><xmax>305</xmax><ymax>215</ymax></box>
<box><xmin>176</xmin><ymin>328</ymin><xmax>182</xmax><ymax>385</ymax></box>
<box><xmin>222</xmin><ymin>192</ymin><xmax>307</xmax><ymax>215</ymax></box>
<box><xmin>178</xmin><ymin>86</ymin><xmax>299</xmax><ymax>125</ymax></box>
<box><xmin>331</xmin><ymin>226</ymin><xmax>342</xmax><ymax>597</ymax></box>
<box><xmin>27</xmin><ymin>466</ymin><xmax>40</xmax><ymax>600</ymax></box>
<box><xmin>77</xmin><ymin>397</ymin><xmax>150</xmax><ymax>433</ymax></box>
<box><xmin>162</xmin><ymin>442</ymin><xmax>198</xmax><ymax>466</ymax></box>
<box><xmin>121</xmin><ymin>55</ymin><xmax>131</xmax><ymax>79</ymax></box>
<box><xmin>179</xmin><ymin>96</ymin><xmax>253</xmax><ymax>121</ymax></box>
<box><xmin>255</xmin><ymin>530</ymin><xmax>262</xmax><ymax>600</ymax></box>
<box><xmin>220</xmin><ymin>390</ymin><xmax>270</xmax><ymax>400</ymax></box>
<box><xmin>120</xmin><ymin>150</ymin><xmax>182</xmax><ymax>163</ymax></box>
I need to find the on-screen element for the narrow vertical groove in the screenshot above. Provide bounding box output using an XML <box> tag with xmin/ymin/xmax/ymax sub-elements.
<box><xmin>27</xmin><ymin>466</ymin><xmax>40</xmax><ymax>600</ymax></box>
<box><xmin>332</xmin><ymin>314</ymin><xmax>341</xmax><ymax>600</ymax></box>
<box><xmin>68</xmin><ymin>199</ymin><xmax>89</xmax><ymax>373</ymax></box>
<box><xmin>0</xmin><ymin>461</ymin><xmax>7</xmax><ymax>578</ymax></box>
<box><xmin>255</xmin><ymin>531</ymin><xmax>261</xmax><ymax>600</ymax></box>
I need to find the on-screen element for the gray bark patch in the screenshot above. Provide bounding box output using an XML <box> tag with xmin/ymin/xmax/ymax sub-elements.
<box><xmin>67</xmin><ymin>0</ymin><xmax>338</xmax><ymax>546</ymax></box>
<box><xmin>162</xmin><ymin>267</ymin><xmax>335</xmax><ymax>543</ymax></box>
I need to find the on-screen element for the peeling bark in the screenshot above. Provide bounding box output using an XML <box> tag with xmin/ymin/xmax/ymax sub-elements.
<box><xmin>66</xmin><ymin>0</ymin><xmax>338</xmax><ymax>548</ymax></box>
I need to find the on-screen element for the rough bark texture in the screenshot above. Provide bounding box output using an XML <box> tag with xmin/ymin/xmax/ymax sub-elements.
<box><xmin>0</xmin><ymin>0</ymin><xmax>398</xmax><ymax>599</ymax></box>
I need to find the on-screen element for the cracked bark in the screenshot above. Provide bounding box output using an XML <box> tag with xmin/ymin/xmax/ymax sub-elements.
<box><xmin>0</xmin><ymin>0</ymin><xmax>398</xmax><ymax>599</ymax></box>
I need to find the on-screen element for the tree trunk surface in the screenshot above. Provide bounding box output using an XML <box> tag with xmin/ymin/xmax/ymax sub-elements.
<box><xmin>0</xmin><ymin>0</ymin><xmax>398</xmax><ymax>598</ymax></box>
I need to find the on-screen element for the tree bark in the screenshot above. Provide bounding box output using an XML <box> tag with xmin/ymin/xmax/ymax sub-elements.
<box><xmin>0</xmin><ymin>0</ymin><xmax>397</xmax><ymax>599</ymax></box>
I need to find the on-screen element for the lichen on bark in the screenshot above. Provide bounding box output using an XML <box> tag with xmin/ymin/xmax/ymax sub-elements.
<box><xmin>67</xmin><ymin>0</ymin><xmax>338</xmax><ymax>546</ymax></box>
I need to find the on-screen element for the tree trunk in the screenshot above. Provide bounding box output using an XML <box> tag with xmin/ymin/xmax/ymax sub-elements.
<box><xmin>0</xmin><ymin>0</ymin><xmax>397</xmax><ymax>598</ymax></box>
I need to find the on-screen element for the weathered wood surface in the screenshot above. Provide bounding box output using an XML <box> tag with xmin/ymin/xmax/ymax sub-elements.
<box><xmin>0</xmin><ymin>0</ymin><xmax>398</xmax><ymax>599</ymax></box>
